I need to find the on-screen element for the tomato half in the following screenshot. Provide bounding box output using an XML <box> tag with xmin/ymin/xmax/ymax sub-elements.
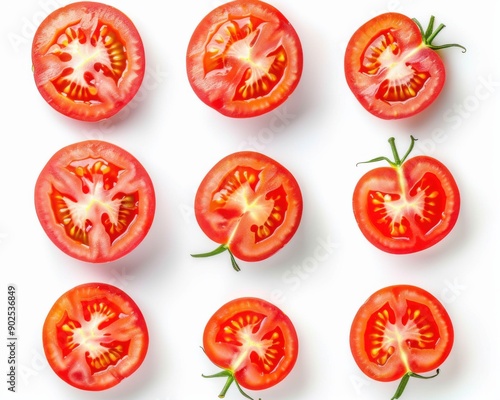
<box><xmin>353</xmin><ymin>136</ymin><xmax>460</xmax><ymax>254</ymax></box>
<box><xmin>34</xmin><ymin>140</ymin><xmax>155</xmax><ymax>263</ymax></box>
<box><xmin>32</xmin><ymin>2</ymin><xmax>145</xmax><ymax>121</ymax></box>
<box><xmin>350</xmin><ymin>285</ymin><xmax>453</xmax><ymax>399</ymax></box>
<box><xmin>344</xmin><ymin>13</ymin><xmax>465</xmax><ymax>119</ymax></box>
<box><xmin>186</xmin><ymin>0</ymin><xmax>303</xmax><ymax>118</ymax></box>
<box><xmin>192</xmin><ymin>151</ymin><xmax>303</xmax><ymax>270</ymax></box>
<box><xmin>203</xmin><ymin>297</ymin><xmax>298</xmax><ymax>399</ymax></box>
<box><xmin>43</xmin><ymin>283</ymin><xmax>149</xmax><ymax>391</ymax></box>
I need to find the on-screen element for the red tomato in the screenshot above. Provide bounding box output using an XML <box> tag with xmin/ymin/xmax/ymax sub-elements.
<box><xmin>186</xmin><ymin>0</ymin><xmax>303</xmax><ymax>118</ymax></box>
<box><xmin>203</xmin><ymin>297</ymin><xmax>298</xmax><ymax>399</ymax></box>
<box><xmin>192</xmin><ymin>151</ymin><xmax>303</xmax><ymax>270</ymax></box>
<box><xmin>344</xmin><ymin>13</ymin><xmax>466</xmax><ymax>119</ymax></box>
<box><xmin>43</xmin><ymin>283</ymin><xmax>149</xmax><ymax>391</ymax></box>
<box><xmin>353</xmin><ymin>136</ymin><xmax>460</xmax><ymax>254</ymax></box>
<box><xmin>350</xmin><ymin>285</ymin><xmax>454</xmax><ymax>399</ymax></box>
<box><xmin>34</xmin><ymin>140</ymin><xmax>155</xmax><ymax>263</ymax></box>
<box><xmin>32</xmin><ymin>2</ymin><xmax>145</xmax><ymax>121</ymax></box>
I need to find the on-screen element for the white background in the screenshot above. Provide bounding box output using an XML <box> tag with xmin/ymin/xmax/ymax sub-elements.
<box><xmin>1</xmin><ymin>0</ymin><xmax>499</xmax><ymax>399</ymax></box>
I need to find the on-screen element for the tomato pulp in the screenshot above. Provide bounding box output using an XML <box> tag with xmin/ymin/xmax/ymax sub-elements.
<box><xmin>350</xmin><ymin>285</ymin><xmax>454</xmax><ymax>399</ymax></box>
<box><xmin>186</xmin><ymin>0</ymin><xmax>303</xmax><ymax>117</ymax></box>
<box><xmin>43</xmin><ymin>283</ymin><xmax>149</xmax><ymax>391</ymax></box>
<box><xmin>353</xmin><ymin>136</ymin><xmax>460</xmax><ymax>254</ymax></box>
<box><xmin>203</xmin><ymin>297</ymin><xmax>298</xmax><ymax>399</ymax></box>
<box><xmin>34</xmin><ymin>140</ymin><xmax>156</xmax><ymax>263</ymax></box>
<box><xmin>192</xmin><ymin>151</ymin><xmax>303</xmax><ymax>270</ymax></box>
<box><xmin>32</xmin><ymin>2</ymin><xmax>145</xmax><ymax>121</ymax></box>
<box><xmin>345</xmin><ymin>13</ymin><xmax>465</xmax><ymax>119</ymax></box>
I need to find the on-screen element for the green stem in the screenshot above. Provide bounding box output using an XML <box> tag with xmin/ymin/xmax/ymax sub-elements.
<box><xmin>413</xmin><ymin>16</ymin><xmax>466</xmax><ymax>52</ymax></box>
<box><xmin>391</xmin><ymin>369</ymin><xmax>440</xmax><ymax>399</ymax></box>
<box><xmin>356</xmin><ymin>136</ymin><xmax>417</xmax><ymax>168</ymax></box>
<box><xmin>191</xmin><ymin>244</ymin><xmax>241</xmax><ymax>271</ymax></box>
<box><xmin>202</xmin><ymin>369</ymin><xmax>260</xmax><ymax>400</ymax></box>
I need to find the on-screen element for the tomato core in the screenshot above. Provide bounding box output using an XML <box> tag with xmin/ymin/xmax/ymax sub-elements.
<box><xmin>216</xmin><ymin>311</ymin><xmax>286</xmax><ymax>374</ymax></box>
<box><xmin>49</xmin><ymin>157</ymin><xmax>139</xmax><ymax>247</ymax></box>
<box><xmin>359</xmin><ymin>29</ymin><xmax>431</xmax><ymax>103</ymax></box>
<box><xmin>56</xmin><ymin>298</ymin><xmax>131</xmax><ymax>373</ymax></box>
<box><xmin>364</xmin><ymin>300</ymin><xmax>440</xmax><ymax>369</ymax></box>
<box><xmin>47</xmin><ymin>20</ymin><xmax>127</xmax><ymax>104</ymax></box>
<box><xmin>211</xmin><ymin>165</ymin><xmax>288</xmax><ymax>244</ymax></box>
<box><xmin>367</xmin><ymin>170</ymin><xmax>447</xmax><ymax>240</ymax></box>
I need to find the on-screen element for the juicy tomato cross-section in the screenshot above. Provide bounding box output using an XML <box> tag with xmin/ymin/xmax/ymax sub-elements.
<box><xmin>350</xmin><ymin>285</ymin><xmax>454</xmax><ymax>398</ymax></box>
<box><xmin>193</xmin><ymin>151</ymin><xmax>303</xmax><ymax>269</ymax></box>
<box><xmin>43</xmin><ymin>283</ymin><xmax>149</xmax><ymax>391</ymax></box>
<box><xmin>344</xmin><ymin>13</ymin><xmax>465</xmax><ymax>119</ymax></box>
<box><xmin>186</xmin><ymin>0</ymin><xmax>303</xmax><ymax>117</ymax></box>
<box><xmin>32</xmin><ymin>2</ymin><xmax>145</xmax><ymax>121</ymax></box>
<box><xmin>203</xmin><ymin>297</ymin><xmax>298</xmax><ymax>398</ymax></box>
<box><xmin>34</xmin><ymin>140</ymin><xmax>155</xmax><ymax>263</ymax></box>
<box><xmin>353</xmin><ymin>136</ymin><xmax>460</xmax><ymax>254</ymax></box>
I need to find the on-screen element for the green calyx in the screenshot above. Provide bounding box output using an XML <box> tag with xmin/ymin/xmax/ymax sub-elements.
<box><xmin>202</xmin><ymin>369</ymin><xmax>261</xmax><ymax>400</ymax></box>
<box><xmin>356</xmin><ymin>135</ymin><xmax>418</xmax><ymax>168</ymax></box>
<box><xmin>191</xmin><ymin>244</ymin><xmax>241</xmax><ymax>271</ymax></box>
<box><xmin>413</xmin><ymin>15</ymin><xmax>466</xmax><ymax>52</ymax></box>
<box><xmin>391</xmin><ymin>369</ymin><xmax>440</xmax><ymax>399</ymax></box>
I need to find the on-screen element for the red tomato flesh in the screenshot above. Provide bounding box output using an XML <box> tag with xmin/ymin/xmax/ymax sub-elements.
<box><xmin>203</xmin><ymin>297</ymin><xmax>298</xmax><ymax>398</ymax></box>
<box><xmin>186</xmin><ymin>0</ymin><xmax>303</xmax><ymax>117</ymax></box>
<box><xmin>43</xmin><ymin>283</ymin><xmax>149</xmax><ymax>391</ymax></box>
<box><xmin>353</xmin><ymin>136</ymin><xmax>460</xmax><ymax>254</ymax></box>
<box><xmin>32</xmin><ymin>2</ymin><xmax>145</xmax><ymax>121</ymax></box>
<box><xmin>344</xmin><ymin>13</ymin><xmax>465</xmax><ymax>119</ymax></box>
<box><xmin>350</xmin><ymin>285</ymin><xmax>453</xmax><ymax>398</ymax></box>
<box><xmin>192</xmin><ymin>151</ymin><xmax>303</xmax><ymax>270</ymax></box>
<box><xmin>34</xmin><ymin>140</ymin><xmax>155</xmax><ymax>263</ymax></box>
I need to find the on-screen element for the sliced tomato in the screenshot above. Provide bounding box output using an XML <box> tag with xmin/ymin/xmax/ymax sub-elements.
<box><xmin>192</xmin><ymin>151</ymin><xmax>302</xmax><ymax>270</ymax></box>
<box><xmin>353</xmin><ymin>136</ymin><xmax>460</xmax><ymax>254</ymax></box>
<box><xmin>344</xmin><ymin>13</ymin><xmax>465</xmax><ymax>119</ymax></box>
<box><xmin>203</xmin><ymin>297</ymin><xmax>298</xmax><ymax>398</ymax></box>
<box><xmin>34</xmin><ymin>140</ymin><xmax>155</xmax><ymax>263</ymax></box>
<box><xmin>43</xmin><ymin>283</ymin><xmax>149</xmax><ymax>391</ymax></box>
<box><xmin>350</xmin><ymin>285</ymin><xmax>454</xmax><ymax>399</ymax></box>
<box><xmin>186</xmin><ymin>0</ymin><xmax>303</xmax><ymax>117</ymax></box>
<box><xmin>32</xmin><ymin>2</ymin><xmax>145</xmax><ymax>121</ymax></box>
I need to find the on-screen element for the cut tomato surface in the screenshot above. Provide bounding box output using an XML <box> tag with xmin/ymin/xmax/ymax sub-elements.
<box><xmin>350</xmin><ymin>285</ymin><xmax>454</xmax><ymax>399</ymax></box>
<box><xmin>32</xmin><ymin>1</ymin><xmax>145</xmax><ymax>121</ymax></box>
<box><xmin>344</xmin><ymin>13</ymin><xmax>465</xmax><ymax>119</ymax></box>
<box><xmin>192</xmin><ymin>151</ymin><xmax>302</xmax><ymax>270</ymax></box>
<box><xmin>353</xmin><ymin>136</ymin><xmax>460</xmax><ymax>254</ymax></box>
<box><xmin>34</xmin><ymin>140</ymin><xmax>155</xmax><ymax>263</ymax></box>
<box><xmin>43</xmin><ymin>283</ymin><xmax>149</xmax><ymax>391</ymax></box>
<box><xmin>203</xmin><ymin>297</ymin><xmax>298</xmax><ymax>399</ymax></box>
<box><xmin>186</xmin><ymin>0</ymin><xmax>303</xmax><ymax>117</ymax></box>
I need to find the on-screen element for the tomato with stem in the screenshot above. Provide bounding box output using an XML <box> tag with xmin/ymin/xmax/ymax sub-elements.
<box><xmin>186</xmin><ymin>0</ymin><xmax>303</xmax><ymax>117</ymax></box>
<box><xmin>32</xmin><ymin>1</ymin><xmax>145</xmax><ymax>121</ymax></box>
<box><xmin>43</xmin><ymin>283</ymin><xmax>149</xmax><ymax>390</ymax></box>
<box><xmin>345</xmin><ymin>13</ymin><xmax>465</xmax><ymax>119</ymax></box>
<box><xmin>34</xmin><ymin>140</ymin><xmax>156</xmax><ymax>263</ymax></box>
<box><xmin>191</xmin><ymin>151</ymin><xmax>303</xmax><ymax>271</ymax></box>
<box><xmin>350</xmin><ymin>285</ymin><xmax>454</xmax><ymax>399</ymax></box>
<box><xmin>202</xmin><ymin>297</ymin><xmax>298</xmax><ymax>399</ymax></box>
<box><xmin>352</xmin><ymin>136</ymin><xmax>460</xmax><ymax>254</ymax></box>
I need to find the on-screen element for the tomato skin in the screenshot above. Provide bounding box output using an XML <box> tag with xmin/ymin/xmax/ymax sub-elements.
<box><xmin>353</xmin><ymin>139</ymin><xmax>460</xmax><ymax>254</ymax></box>
<box><xmin>186</xmin><ymin>0</ymin><xmax>303</xmax><ymax>118</ymax></box>
<box><xmin>345</xmin><ymin>13</ymin><xmax>452</xmax><ymax>119</ymax></box>
<box><xmin>350</xmin><ymin>285</ymin><xmax>453</xmax><ymax>383</ymax></box>
<box><xmin>194</xmin><ymin>151</ymin><xmax>302</xmax><ymax>266</ymax></box>
<box><xmin>32</xmin><ymin>1</ymin><xmax>145</xmax><ymax>122</ymax></box>
<box><xmin>203</xmin><ymin>297</ymin><xmax>298</xmax><ymax>394</ymax></box>
<box><xmin>43</xmin><ymin>283</ymin><xmax>149</xmax><ymax>391</ymax></box>
<box><xmin>34</xmin><ymin>140</ymin><xmax>156</xmax><ymax>263</ymax></box>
